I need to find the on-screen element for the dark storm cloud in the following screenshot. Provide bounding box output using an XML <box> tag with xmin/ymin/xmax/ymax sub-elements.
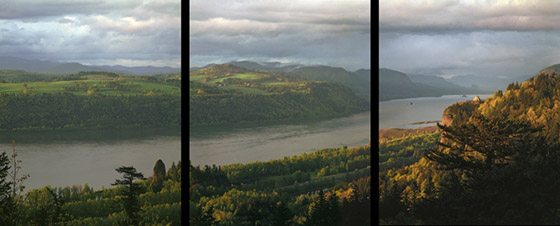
<box><xmin>379</xmin><ymin>0</ymin><xmax>560</xmax><ymax>78</ymax></box>
<box><xmin>0</xmin><ymin>0</ymin><xmax>181</xmax><ymax>67</ymax></box>
<box><xmin>189</xmin><ymin>0</ymin><xmax>370</xmax><ymax>71</ymax></box>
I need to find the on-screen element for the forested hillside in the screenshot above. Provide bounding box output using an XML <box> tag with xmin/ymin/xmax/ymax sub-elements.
<box><xmin>380</xmin><ymin>70</ymin><xmax>560</xmax><ymax>224</ymax></box>
<box><xmin>0</xmin><ymin>71</ymin><xmax>180</xmax><ymax>130</ymax></box>
<box><xmin>290</xmin><ymin>66</ymin><xmax>371</xmax><ymax>101</ymax></box>
<box><xmin>189</xmin><ymin>64</ymin><xmax>369</xmax><ymax>127</ymax></box>
<box><xmin>190</xmin><ymin>144</ymin><xmax>371</xmax><ymax>226</ymax></box>
<box><xmin>1</xmin><ymin>158</ymin><xmax>181</xmax><ymax>225</ymax></box>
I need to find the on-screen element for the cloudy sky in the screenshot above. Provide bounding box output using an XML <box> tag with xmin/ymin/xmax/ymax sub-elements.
<box><xmin>189</xmin><ymin>0</ymin><xmax>370</xmax><ymax>71</ymax></box>
<box><xmin>0</xmin><ymin>0</ymin><xmax>181</xmax><ymax>68</ymax></box>
<box><xmin>380</xmin><ymin>0</ymin><xmax>560</xmax><ymax>78</ymax></box>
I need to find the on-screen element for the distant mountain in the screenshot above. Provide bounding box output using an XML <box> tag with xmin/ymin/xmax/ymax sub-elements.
<box><xmin>228</xmin><ymin>61</ymin><xmax>303</xmax><ymax>72</ymax></box>
<box><xmin>408</xmin><ymin>73</ymin><xmax>491</xmax><ymax>93</ymax></box>
<box><xmin>0</xmin><ymin>56</ymin><xmax>60</xmax><ymax>72</ymax></box>
<box><xmin>100</xmin><ymin>65</ymin><xmax>180</xmax><ymax>76</ymax></box>
<box><xmin>189</xmin><ymin>63</ymin><xmax>216</xmax><ymax>72</ymax></box>
<box><xmin>379</xmin><ymin>68</ymin><xmax>491</xmax><ymax>101</ymax></box>
<box><xmin>0</xmin><ymin>56</ymin><xmax>180</xmax><ymax>75</ymax></box>
<box><xmin>45</xmin><ymin>62</ymin><xmax>108</xmax><ymax>74</ymax></box>
<box><xmin>228</xmin><ymin>61</ymin><xmax>267</xmax><ymax>71</ymax></box>
<box><xmin>291</xmin><ymin>66</ymin><xmax>370</xmax><ymax>101</ymax></box>
<box><xmin>354</xmin><ymin>69</ymin><xmax>371</xmax><ymax>83</ymax></box>
<box><xmin>447</xmin><ymin>74</ymin><xmax>532</xmax><ymax>91</ymax></box>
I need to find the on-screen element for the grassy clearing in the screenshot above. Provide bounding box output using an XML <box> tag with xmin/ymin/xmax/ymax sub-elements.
<box><xmin>83</xmin><ymin>74</ymin><xmax>115</xmax><ymax>80</ymax></box>
<box><xmin>209</xmin><ymin>73</ymin><xmax>260</xmax><ymax>83</ymax></box>
<box><xmin>0</xmin><ymin>79</ymin><xmax>180</xmax><ymax>96</ymax></box>
<box><xmin>189</xmin><ymin>74</ymin><xmax>206</xmax><ymax>82</ymax></box>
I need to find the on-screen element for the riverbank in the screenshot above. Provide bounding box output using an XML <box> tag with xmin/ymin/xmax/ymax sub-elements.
<box><xmin>190</xmin><ymin>109</ymin><xmax>370</xmax><ymax>129</ymax></box>
<box><xmin>379</xmin><ymin>126</ymin><xmax>439</xmax><ymax>141</ymax></box>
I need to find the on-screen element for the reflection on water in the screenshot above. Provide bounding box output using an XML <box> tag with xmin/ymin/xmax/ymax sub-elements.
<box><xmin>379</xmin><ymin>94</ymin><xmax>492</xmax><ymax>130</ymax></box>
<box><xmin>0</xmin><ymin>128</ymin><xmax>180</xmax><ymax>144</ymax></box>
<box><xmin>189</xmin><ymin>111</ymin><xmax>370</xmax><ymax>167</ymax></box>
<box><xmin>3</xmin><ymin>128</ymin><xmax>181</xmax><ymax>193</ymax></box>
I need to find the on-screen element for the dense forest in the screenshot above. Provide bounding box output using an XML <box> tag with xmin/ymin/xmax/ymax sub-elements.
<box><xmin>380</xmin><ymin>72</ymin><xmax>560</xmax><ymax>224</ymax></box>
<box><xmin>0</xmin><ymin>154</ymin><xmax>181</xmax><ymax>225</ymax></box>
<box><xmin>0</xmin><ymin>71</ymin><xmax>180</xmax><ymax>130</ymax></box>
<box><xmin>190</xmin><ymin>145</ymin><xmax>371</xmax><ymax>225</ymax></box>
<box><xmin>189</xmin><ymin>64</ymin><xmax>369</xmax><ymax>127</ymax></box>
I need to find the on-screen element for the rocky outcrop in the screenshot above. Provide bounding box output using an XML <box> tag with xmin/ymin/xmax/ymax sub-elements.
<box><xmin>440</xmin><ymin>97</ymin><xmax>484</xmax><ymax>143</ymax></box>
<box><xmin>473</xmin><ymin>96</ymin><xmax>481</xmax><ymax>103</ymax></box>
<box><xmin>151</xmin><ymin>159</ymin><xmax>166</xmax><ymax>193</ymax></box>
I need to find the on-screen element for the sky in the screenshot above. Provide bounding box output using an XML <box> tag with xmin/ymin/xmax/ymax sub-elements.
<box><xmin>189</xmin><ymin>0</ymin><xmax>371</xmax><ymax>71</ymax></box>
<box><xmin>0</xmin><ymin>0</ymin><xmax>181</xmax><ymax>68</ymax></box>
<box><xmin>379</xmin><ymin>0</ymin><xmax>560</xmax><ymax>78</ymax></box>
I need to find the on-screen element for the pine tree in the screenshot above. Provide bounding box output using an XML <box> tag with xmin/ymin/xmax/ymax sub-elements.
<box><xmin>112</xmin><ymin>166</ymin><xmax>146</xmax><ymax>226</ymax></box>
<box><xmin>272</xmin><ymin>201</ymin><xmax>292</xmax><ymax>226</ymax></box>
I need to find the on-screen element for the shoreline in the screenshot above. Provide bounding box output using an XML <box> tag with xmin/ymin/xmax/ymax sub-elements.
<box><xmin>190</xmin><ymin>109</ymin><xmax>370</xmax><ymax>130</ymax></box>
<box><xmin>379</xmin><ymin>126</ymin><xmax>440</xmax><ymax>141</ymax></box>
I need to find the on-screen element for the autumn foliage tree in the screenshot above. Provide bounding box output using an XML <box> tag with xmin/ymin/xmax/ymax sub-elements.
<box><xmin>420</xmin><ymin>114</ymin><xmax>560</xmax><ymax>224</ymax></box>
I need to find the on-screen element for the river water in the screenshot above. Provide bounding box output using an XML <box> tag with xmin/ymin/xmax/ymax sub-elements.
<box><xmin>379</xmin><ymin>94</ymin><xmax>492</xmax><ymax>130</ymax></box>
<box><xmin>0</xmin><ymin>128</ymin><xmax>181</xmax><ymax>193</ymax></box>
<box><xmin>189</xmin><ymin>111</ymin><xmax>371</xmax><ymax>167</ymax></box>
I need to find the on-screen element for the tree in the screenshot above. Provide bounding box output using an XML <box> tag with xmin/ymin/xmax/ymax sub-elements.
<box><xmin>151</xmin><ymin>159</ymin><xmax>166</xmax><ymax>193</ymax></box>
<box><xmin>0</xmin><ymin>151</ymin><xmax>14</xmax><ymax>223</ymax></box>
<box><xmin>422</xmin><ymin>114</ymin><xmax>560</xmax><ymax>224</ymax></box>
<box><xmin>271</xmin><ymin>201</ymin><xmax>292</xmax><ymax>226</ymax></box>
<box><xmin>307</xmin><ymin>190</ymin><xmax>331</xmax><ymax>226</ymax></box>
<box><xmin>112</xmin><ymin>166</ymin><xmax>146</xmax><ymax>226</ymax></box>
<box><xmin>6</xmin><ymin>140</ymin><xmax>28</xmax><ymax>225</ymax></box>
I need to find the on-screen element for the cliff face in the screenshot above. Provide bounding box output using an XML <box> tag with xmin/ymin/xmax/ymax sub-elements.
<box><xmin>441</xmin><ymin>96</ymin><xmax>482</xmax><ymax>127</ymax></box>
<box><xmin>440</xmin><ymin>96</ymin><xmax>483</xmax><ymax>143</ymax></box>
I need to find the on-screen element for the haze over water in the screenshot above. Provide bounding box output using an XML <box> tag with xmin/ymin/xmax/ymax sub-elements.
<box><xmin>0</xmin><ymin>129</ymin><xmax>181</xmax><ymax>193</ymax></box>
<box><xmin>379</xmin><ymin>94</ymin><xmax>492</xmax><ymax>130</ymax></box>
<box><xmin>190</xmin><ymin>111</ymin><xmax>370</xmax><ymax>167</ymax></box>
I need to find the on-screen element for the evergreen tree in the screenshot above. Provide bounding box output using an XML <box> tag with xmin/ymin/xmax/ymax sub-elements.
<box><xmin>422</xmin><ymin>114</ymin><xmax>560</xmax><ymax>224</ymax></box>
<box><xmin>307</xmin><ymin>190</ymin><xmax>332</xmax><ymax>226</ymax></box>
<box><xmin>0</xmin><ymin>151</ymin><xmax>14</xmax><ymax>224</ymax></box>
<box><xmin>112</xmin><ymin>166</ymin><xmax>146</xmax><ymax>226</ymax></box>
<box><xmin>272</xmin><ymin>201</ymin><xmax>292</xmax><ymax>226</ymax></box>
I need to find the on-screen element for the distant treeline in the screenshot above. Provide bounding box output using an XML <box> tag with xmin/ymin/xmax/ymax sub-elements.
<box><xmin>0</xmin><ymin>93</ymin><xmax>180</xmax><ymax>130</ymax></box>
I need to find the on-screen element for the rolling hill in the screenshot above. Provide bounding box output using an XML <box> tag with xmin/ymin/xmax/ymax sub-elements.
<box><xmin>189</xmin><ymin>64</ymin><xmax>369</xmax><ymax>126</ymax></box>
<box><xmin>379</xmin><ymin>68</ymin><xmax>491</xmax><ymax>101</ymax></box>
<box><xmin>0</xmin><ymin>56</ymin><xmax>180</xmax><ymax>75</ymax></box>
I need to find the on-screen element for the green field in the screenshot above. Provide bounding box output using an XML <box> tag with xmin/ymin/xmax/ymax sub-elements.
<box><xmin>189</xmin><ymin>74</ymin><xmax>206</xmax><ymax>82</ymax></box>
<box><xmin>0</xmin><ymin>79</ymin><xmax>181</xmax><ymax>96</ymax></box>
<box><xmin>208</xmin><ymin>73</ymin><xmax>260</xmax><ymax>83</ymax></box>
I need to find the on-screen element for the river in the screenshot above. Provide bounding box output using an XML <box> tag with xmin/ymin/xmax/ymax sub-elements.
<box><xmin>0</xmin><ymin>128</ymin><xmax>181</xmax><ymax>193</ymax></box>
<box><xmin>189</xmin><ymin>111</ymin><xmax>371</xmax><ymax>167</ymax></box>
<box><xmin>379</xmin><ymin>94</ymin><xmax>492</xmax><ymax>130</ymax></box>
